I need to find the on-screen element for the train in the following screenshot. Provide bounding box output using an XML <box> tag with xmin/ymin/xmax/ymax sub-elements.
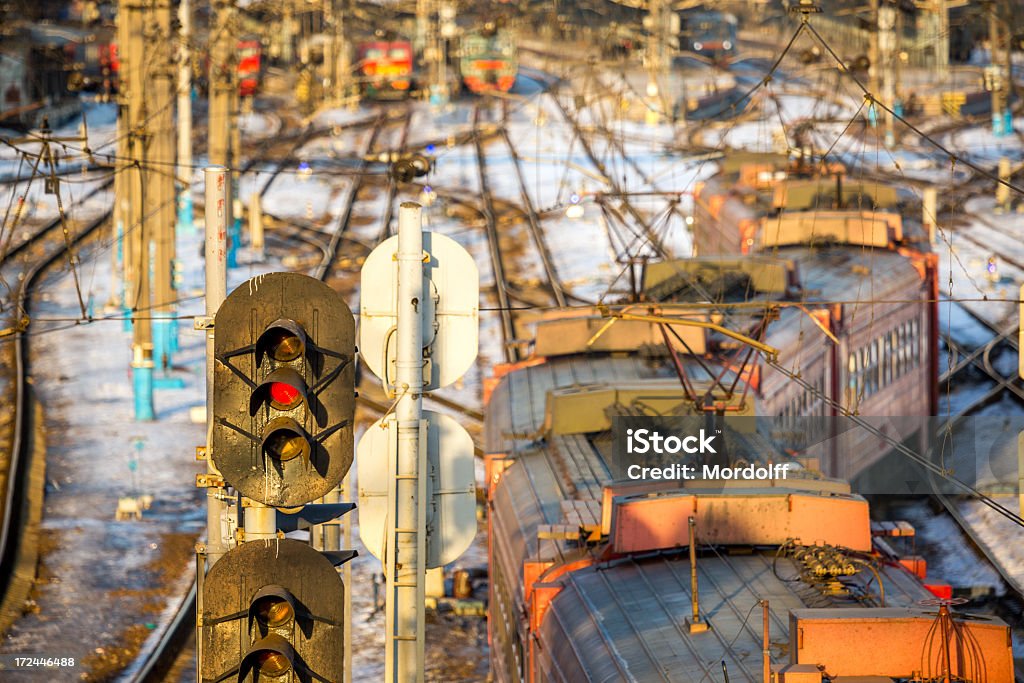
<box><xmin>195</xmin><ymin>36</ymin><xmax>266</xmax><ymax>99</ymax></box>
<box><xmin>483</xmin><ymin>321</ymin><xmax>1010</xmax><ymax>681</ymax></box>
<box><xmin>237</xmin><ymin>39</ymin><xmax>263</xmax><ymax>98</ymax></box>
<box><xmin>356</xmin><ymin>39</ymin><xmax>416</xmax><ymax>100</ymax></box>
<box><xmin>680</xmin><ymin>8</ymin><xmax>738</xmax><ymax>60</ymax></box>
<box><xmin>482</xmin><ymin>154</ymin><xmax>970</xmax><ymax>680</ymax></box>
<box><xmin>0</xmin><ymin>25</ymin><xmax>87</xmax><ymax>129</ymax></box>
<box><xmin>459</xmin><ymin>25</ymin><xmax>517</xmax><ymax>95</ymax></box>
<box><xmin>688</xmin><ymin>151</ymin><xmax>938</xmax><ymax>449</ymax></box>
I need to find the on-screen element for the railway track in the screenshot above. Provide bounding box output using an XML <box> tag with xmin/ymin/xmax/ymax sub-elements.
<box><xmin>496</xmin><ymin>105</ymin><xmax>568</xmax><ymax>309</ymax></box>
<box><xmin>473</xmin><ymin>103</ymin><xmax>519</xmax><ymax>363</ymax></box>
<box><xmin>0</xmin><ymin>174</ymin><xmax>114</xmax><ymax>631</ymax></box>
<box><xmin>544</xmin><ymin>79</ymin><xmax>671</xmax><ymax>261</ymax></box>
<box><xmin>375</xmin><ymin>110</ymin><xmax>413</xmax><ymax>244</ymax></box>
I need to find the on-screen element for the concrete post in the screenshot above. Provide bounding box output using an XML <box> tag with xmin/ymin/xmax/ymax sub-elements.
<box><xmin>250</xmin><ymin>192</ymin><xmax>264</xmax><ymax>261</ymax></box>
<box><xmin>997</xmin><ymin>157</ymin><xmax>1011</xmax><ymax>210</ymax></box>
<box><xmin>177</xmin><ymin>0</ymin><xmax>194</xmax><ymax>234</ymax></box>
<box><xmin>923</xmin><ymin>186</ymin><xmax>938</xmax><ymax>244</ymax></box>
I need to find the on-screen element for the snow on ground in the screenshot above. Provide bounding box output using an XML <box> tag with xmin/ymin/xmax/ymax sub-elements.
<box><xmin>937</xmin><ymin>196</ymin><xmax>1024</xmax><ymax>329</ymax></box>
<box><xmin>943</xmin><ymin>124</ymin><xmax>1024</xmax><ymax>165</ymax></box>
<box><xmin>236</xmin><ymin>111</ymin><xmax>282</xmax><ymax>138</ymax></box>
<box><xmin>260</xmin><ymin>170</ymin><xmax>352</xmax><ymax>224</ymax></box>
<box><xmin>957</xmin><ymin>496</ymin><xmax>1024</xmax><ymax>594</ymax></box>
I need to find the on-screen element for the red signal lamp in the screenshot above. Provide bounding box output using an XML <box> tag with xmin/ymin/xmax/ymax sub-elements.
<box><xmin>251</xmin><ymin>368</ymin><xmax>309</xmax><ymax>414</ymax></box>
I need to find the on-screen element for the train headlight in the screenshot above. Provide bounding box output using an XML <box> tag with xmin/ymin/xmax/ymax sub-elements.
<box><xmin>694</xmin><ymin>42</ymin><xmax>703</xmax><ymax>51</ymax></box>
<box><xmin>723</xmin><ymin>40</ymin><xmax>732</xmax><ymax>50</ymax></box>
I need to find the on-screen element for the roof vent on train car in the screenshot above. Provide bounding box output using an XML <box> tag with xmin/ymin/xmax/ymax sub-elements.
<box><xmin>642</xmin><ymin>257</ymin><xmax>799</xmax><ymax>302</ymax></box>
<box><xmin>542</xmin><ymin>381</ymin><xmax>692</xmax><ymax>436</ymax></box>
<box><xmin>532</xmin><ymin>306</ymin><xmax>707</xmax><ymax>358</ymax></box>
<box><xmin>608</xmin><ymin>488</ymin><xmax>872</xmax><ymax>554</ymax></box>
<box><xmin>787</xmin><ymin>607</ymin><xmax>1013</xmax><ymax>680</ymax></box>
<box><xmin>757</xmin><ymin>210</ymin><xmax>903</xmax><ymax>250</ymax></box>
<box><xmin>771</xmin><ymin>177</ymin><xmax>899</xmax><ymax>211</ymax></box>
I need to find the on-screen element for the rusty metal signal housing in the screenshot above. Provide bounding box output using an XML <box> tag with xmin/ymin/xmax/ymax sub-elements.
<box><xmin>213</xmin><ymin>272</ymin><xmax>355</xmax><ymax>507</ymax></box>
<box><xmin>200</xmin><ymin>539</ymin><xmax>348</xmax><ymax>683</ymax></box>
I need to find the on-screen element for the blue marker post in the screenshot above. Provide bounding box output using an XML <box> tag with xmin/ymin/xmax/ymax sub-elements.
<box><xmin>992</xmin><ymin>109</ymin><xmax>1013</xmax><ymax>137</ymax></box>
<box><xmin>152</xmin><ymin>311</ymin><xmax>185</xmax><ymax>389</ymax></box>
<box><xmin>227</xmin><ymin>198</ymin><xmax>241</xmax><ymax>268</ymax></box>
<box><xmin>170</xmin><ymin>258</ymin><xmax>182</xmax><ymax>354</ymax></box>
<box><xmin>118</xmin><ymin>220</ymin><xmax>133</xmax><ymax>332</ymax></box>
<box><xmin>177</xmin><ymin>186</ymin><xmax>195</xmax><ymax>235</ymax></box>
<box><xmin>132</xmin><ymin>346</ymin><xmax>155</xmax><ymax>421</ymax></box>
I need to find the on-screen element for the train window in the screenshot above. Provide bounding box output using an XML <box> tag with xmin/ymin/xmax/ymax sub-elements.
<box><xmin>389</xmin><ymin>48</ymin><xmax>410</xmax><ymax>59</ymax></box>
<box><xmin>869</xmin><ymin>343</ymin><xmax>879</xmax><ymax>395</ymax></box>
<box><xmin>847</xmin><ymin>352</ymin><xmax>857</xmax><ymax>406</ymax></box>
<box><xmin>881</xmin><ymin>336</ymin><xmax>889</xmax><ymax>384</ymax></box>
<box><xmin>365</xmin><ymin>49</ymin><xmax>383</xmax><ymax>59</ymax></box>
<box><xmin>910</xmin><ymin>320</ymin><xmax>920</xmax><ymax>367</ymax></box>
<box><xmin>896</xmin><ymin>326</ymin><xmax>905</xmax><ymax>376</ymax></box>
<box><xmin>859</xmin><ymin>347</ymin><xmax>869</xmax><ymax>396</ymax></box>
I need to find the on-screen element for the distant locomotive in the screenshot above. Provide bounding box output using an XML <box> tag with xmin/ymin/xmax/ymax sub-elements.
<box><xmin>459</xmin><ymin>25</ymin><xmax>517</xmax><ymax>94</ymax></box>
<box><xmin>680</xmin><ymin>9</ymin><xmax>738</xmax><ymax>60</ymax></box>
<box><xmin>237</xmin><ymin>39</ymin><xmax>263</xmax><ymax>98</ymax></box>
<box><xmin>356</xmin><ymin>39</ymin><xmax>415</xmax><ymax>100</ymax></box>
<box><xmin>196</xmin><ymin>37</ymin><xmax>266</xmax><ymax>99</ymax></box>
<box><xmin>0</xmin><ymin>25</ymin><xmax>85</xmax><ymax>129</ymax></box>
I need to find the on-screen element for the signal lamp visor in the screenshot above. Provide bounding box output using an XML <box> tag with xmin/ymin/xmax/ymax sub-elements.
<box><xmin>240</xmin><ymin>634</ymin><xmax>296</xmax><ymax>680</ymax></box>
<box><xmin>249</xmin><ymin>585</ymin><xmax>298</xmax><ymax>631</ymax></box>
<box><xmin>255</xmin><ymin>596</ymin><xmax>294</xmax><ymax>629</ymax></box>
<box><xmin>256</xmin><ymin>319</ymin><xmax>307</xmax><ymax>366</ymax></box>
<box><xmin>261</xmin><ymin>417</ymin><xmax>311</xmax><ymax>463</ymax></box>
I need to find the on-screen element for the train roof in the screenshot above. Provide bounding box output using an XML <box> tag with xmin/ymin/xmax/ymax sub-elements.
<box><xmin>487</xmin><ymin>372</ymin><xmax>1010</xmax><ymax>680</ymax></box>
<box><xmin>484</xmin><ymin>355</ymin><xmax>752</xmax><ymax>456</ymax></box>
<box><xmin>793</xmin><ymin>244</ymin><xmax>925</xmax><ymax>302</ymax></box>
<box><xmin>646</xmin><ymin>244</ymin><xmax>924</xmax><ymax>305</ymax></box>
<box><xmin>536</xmin><ymin>550</ymin><xmax>947</xmax><ymax>682</ymax></box>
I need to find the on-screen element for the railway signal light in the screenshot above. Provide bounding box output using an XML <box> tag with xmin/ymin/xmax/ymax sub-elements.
<box><xmin>212</xmin><ymin>272</ymin><xmax>355</xmax><ymax>507</ymax></box>
<box><xmin>201</xmin><ymin>538</ymin><xmax>351</xmax><ymax>683</ymax></box>
<box><xmin>390</xmin><ymin>153</ymin><xmax>432</xmax><ymax>182</ymax></box>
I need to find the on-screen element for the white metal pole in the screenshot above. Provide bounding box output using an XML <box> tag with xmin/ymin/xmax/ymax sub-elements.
<box><xmin>341</xmin><ymin>473</ymin><xmax>352</xmax><ymax>683</ymax></box>
<box><xmin>997</xmin><ymin>157</ymin><xmax>1011</xmax><ymax>209</ymax></box>
<box><xmin>387</xmin><ymin>202</ymin><xmax>426</xmax><ymax>682</ymax></box>
<box><xmin>242</xmin><ymin>504</ymin><xmax>276</xmax><ymax>540</ymax></box>
<box><xmin>923</xmin><ymin>186</ymin><xmax>937</xmax><ymax>245</ymax></box>
<box><xmin>250</xmin><ymin>191</ymin><xmax>264</xmax><ymax>261</ymax></box>
<box><xmin>204</xmin><ymin>166</ymin><xmax>230</xmax><ymax>566</ymax></box>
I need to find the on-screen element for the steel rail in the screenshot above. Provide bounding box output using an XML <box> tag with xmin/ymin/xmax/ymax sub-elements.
<box><xmin>312</xmin><ymin>112</ymin><xmax>388</xmax><ymax>281</ymax></box>
<box><xmin>497</xmin><ymin>124</ymin><xmax>568</xmax><ymax>308</ymax></box>
<box><xmin>473</xmin><ymin>104</ymin><xmax>518</xmax><ymax>363</ymax></box>
<box><xmin>376</xmin><ymin>110</ymin><xmax>414</xmax><ymax>243</ymax></box>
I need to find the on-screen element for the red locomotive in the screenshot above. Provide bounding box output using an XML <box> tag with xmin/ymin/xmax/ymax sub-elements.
<box><xmin>356</xmin><ymin>40</ymin><xmax>415</xmax><ymax>100</ymax></box>
<box><xmin>237</xmin><ymin>39</ymin><xmax>262</xmax><ymax>98</ymax></box>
